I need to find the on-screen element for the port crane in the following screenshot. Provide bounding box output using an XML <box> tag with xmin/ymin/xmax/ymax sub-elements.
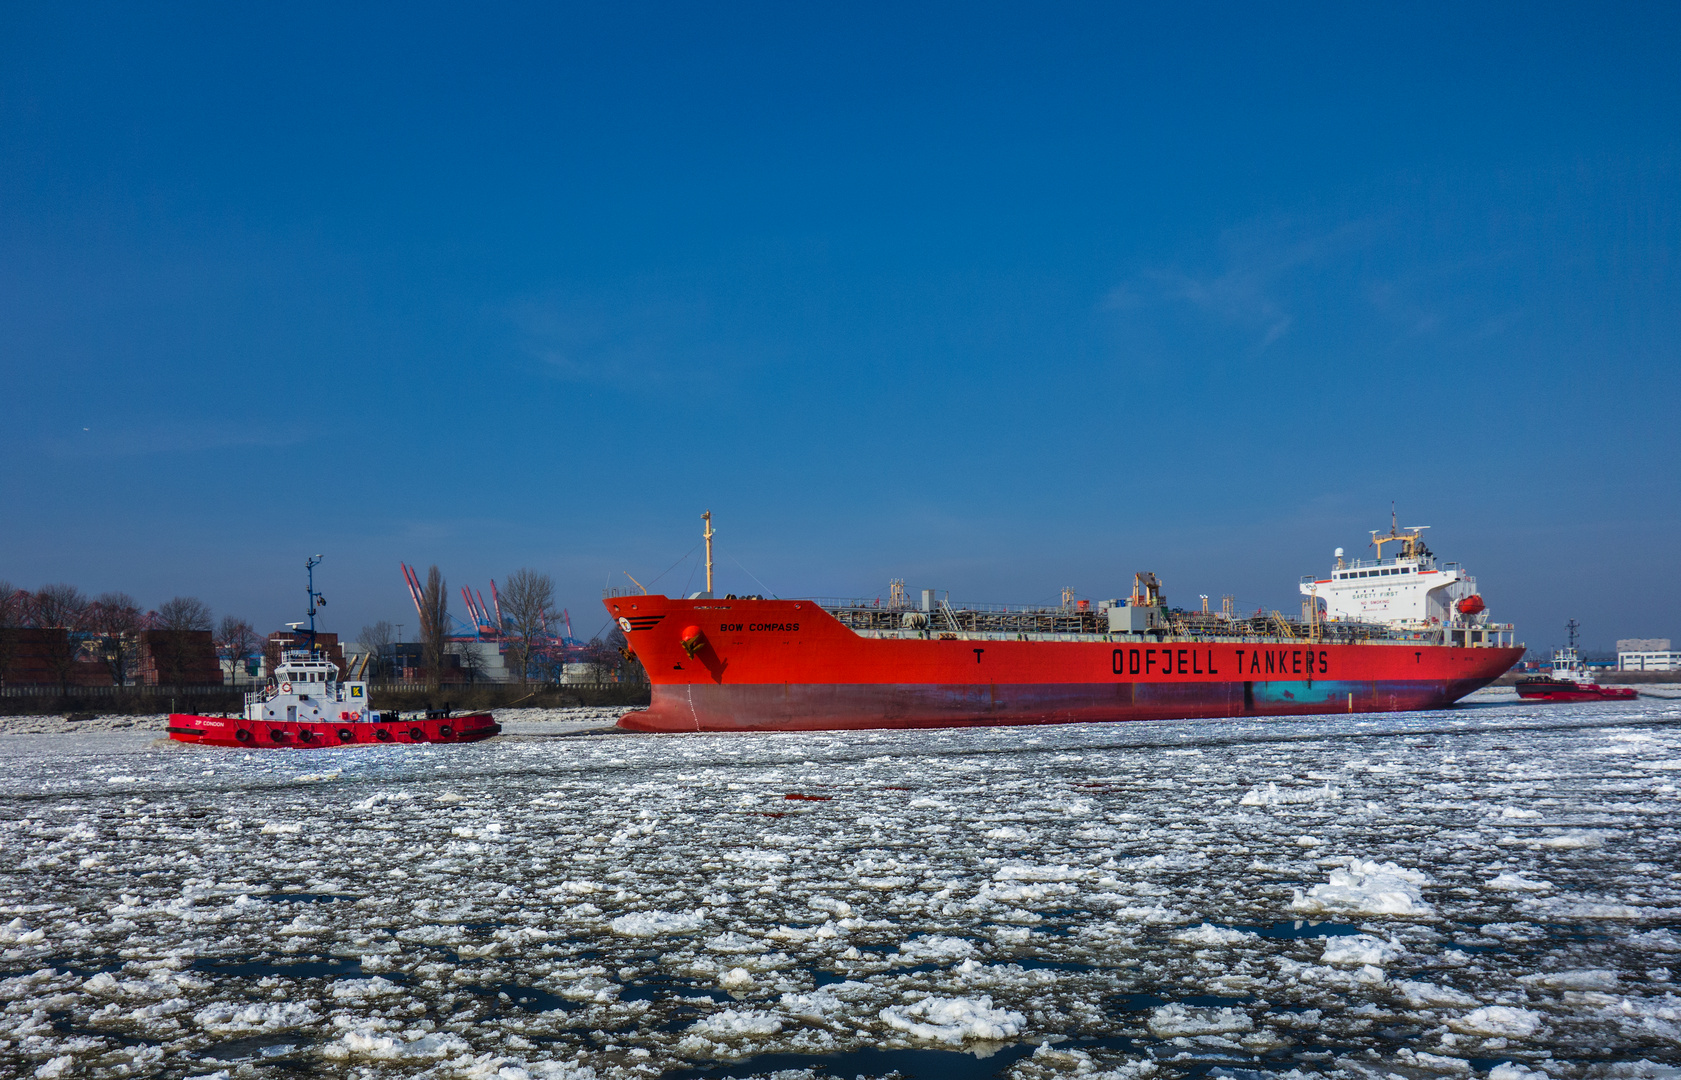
<box><xmin>398</xmin><ymin>562</ymin><xmax>585</xmax><ymax>680</ymax></box>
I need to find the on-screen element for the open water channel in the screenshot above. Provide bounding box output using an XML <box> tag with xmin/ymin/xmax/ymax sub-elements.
<box><xmin>2</xmin><ymin>690</ymin><xmax>1679</xmax><ymax>1080</ymax></box>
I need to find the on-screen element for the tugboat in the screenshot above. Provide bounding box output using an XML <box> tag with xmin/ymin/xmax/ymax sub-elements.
<box><xmin>1514</xmin><ymin>621</ymin><xmax>1637</xmax><ymax>703</ymax></box>
<box><xmin>167</xmin><ymin>556</ymin><xmax>500</xmax><ymax>749</ymax></box>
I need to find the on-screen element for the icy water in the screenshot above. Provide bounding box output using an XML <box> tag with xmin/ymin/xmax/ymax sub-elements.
<box><xmin>3</xmin><ymin>691</ymin><xmax>1680</xmax><ymax>1080</ymax></box>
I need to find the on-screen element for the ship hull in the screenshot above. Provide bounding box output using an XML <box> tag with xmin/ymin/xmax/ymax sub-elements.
<box><xmin>166</xmin><ymin>712</ymin><xmax>501</xmax><ymax>748</ymax></box>
<box><xmin>605</xmin><ymin>595</ymin><xmax>1524</xmax><ymax>733</ymax></box>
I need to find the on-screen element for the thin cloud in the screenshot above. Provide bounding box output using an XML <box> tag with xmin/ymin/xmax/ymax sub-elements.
<box><xmin>1105</xmin><ymin>218</ymin><xmax>1374</xmax><ymax>350</ymax></box>
<box><xmin>503</xmin><ymin>286</ymin><xmax>776</xmax><ymax>391</ymax></box>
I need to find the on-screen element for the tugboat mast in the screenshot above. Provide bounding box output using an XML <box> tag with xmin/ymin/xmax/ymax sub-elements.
<box><xmin>305</xmin><ymin>555</ymin><xmax>325</xmax><ymax>653</ymax></box>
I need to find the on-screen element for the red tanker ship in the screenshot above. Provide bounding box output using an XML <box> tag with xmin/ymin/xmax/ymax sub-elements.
<box><xmin>604</xmin><ymin>516</ymin><xmax>1524</xmax><ymax>733</ymax></box>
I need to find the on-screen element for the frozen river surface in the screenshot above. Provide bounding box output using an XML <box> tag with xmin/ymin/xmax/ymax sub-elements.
<box><xmin>3</xmin><ymin>691</ymin><xmax>1680</xmax><ymax>1080</ymax></box>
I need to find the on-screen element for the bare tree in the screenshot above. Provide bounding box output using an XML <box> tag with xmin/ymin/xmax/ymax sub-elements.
<box><xmin>419</xmin><ymin>566</ymin><xmax>448</xmax><ymax>692</ymax></box>
<box><xmin>153</xmin><ymin>596</ymin><xmax>213</xmax><ymax>687</ymax></box>
<box><xmin>0</xmin><ymin>581</ymin><xmax>20</xmax><ymax>687</ymax></box>
<box><xmin>215</xmin><ymin>616</ymin><xmax>260</xmax><ymax>685</ymax></box>
<box><xmin>30</xmin><ymin>584</ymin><xmax>89</xmax><ymax>690</ymax></box>
<box><xmin>358</xmin><ymin>620</ymin><xmax>395</xmax><ymax>681</ymax></box>
<box><xmin>31</xmin><ymin>583</ymin><xmax>89</xmax><ymax>628</ymax></box>
<box><xmin>0</xmin><ymin>581</ymin><xmax>24</xmax><ymax>687</ymax></box>
<box><xmin>582</xmin><ymin>626</ymin><xmax>643</xmax><ymax>683</ymax></box>
<box><xmin>91</xmin><ymin>592</ymin><xmax>142</xmax><ymax>686</ymax></box>
<box><xmin>156</xmin><ymin>597</ymin><xmax>213</xmax><ymax>631</ymax></box>
<box><xmin>452</xmin><ymin>640</ymin><xmax>489</xmax><ymax>685</ymax></box>
<box><xmin>499</xmin><ymin>568</ymin><xmax>555</xmax><ymax>685</ymax></box>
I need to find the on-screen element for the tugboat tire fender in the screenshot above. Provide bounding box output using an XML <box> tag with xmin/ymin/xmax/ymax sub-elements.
<box><xmin>236</xmin><ymin>728</ymin><xmax>253</xmax><ymax>743</ymax></box>
<box><xmin>375</xmin><ymin>728</ymin><xmax>393</xmax><ymax>741</ymax></box>
<box><xmin>337</xmin><ymin>728</ymin><xmax>354</xmax><ymax>742</ymax></box>
<box><xmin>409</xmin><ymin>727</ymin><xmax>425</xmax><ymax>741</ymax></box>
<box><xmin>438</xmin><ymin>724</ymin><xmax>453</xmax><ymax>737</ymax></box>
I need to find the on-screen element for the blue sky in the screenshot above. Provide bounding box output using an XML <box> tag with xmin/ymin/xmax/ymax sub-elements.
<box><xmin>2</xmin><ymin>3</ymin><xmax>1677</xmax><ymax>651</ymax></box>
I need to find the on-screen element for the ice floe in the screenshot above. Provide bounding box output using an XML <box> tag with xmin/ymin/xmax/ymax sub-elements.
<box><xmin>192</xmin><ymin>1001</ymin><xmax>321</xmax><ymax>1033</ymax></box>
<box><xmin>879</xmin><ymin>994</ymin><xmax>1026</xmax><ymax>1043</ymax></box>
<box><xmin>1239</xmin><ymin>782</ymin><xmax>1340</xmax><ymax>807</ymax></box>
<box><xmin>1291</xmin><ymin>859</ymin><xmax>1435</xmax><ymax>917</ymax></box>
<box><xmin>1451</xmin><ymin>1004</ymin><xmax>1545</xmax><ymax>1038</ymax></box>
<box><xmin>608</xmin><ymin>909</ymin><xmax>707</xmax><ymax>936</ymax></box>
<box><xmin>1146</xmin><ymin>1003</ymin><xmax>1253</xmax><ymax>1037</ymax></box>
<box><xmin>1488</xmin><ymin>872</ymin><xmax>1553</xmax><ymax>892</ymax></box>
<box><xmin>1319</xmin><ymin>933</ymin><xmax>1405</xmax><ymax>967</ymax></box>
<box><xmin>1172</xmin><ymin>924</ymin><xmax>1257</xmax><ymax>946</ymax></box>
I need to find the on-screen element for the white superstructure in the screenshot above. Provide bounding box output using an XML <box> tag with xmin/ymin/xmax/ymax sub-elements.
<box><xmin>244</xmin><ymin>649</ymin><xmax>372</xmax><ymax>724</ymax></box>
<box><xmin>1299</xmin><ymin>521</ymin><xmax>1486</xmax><ymax>629</ymax></box>
<box><xmin>1541</xmin><ymin>647</ymin><xmax>1595</xmax><ymax>685</ymax></box>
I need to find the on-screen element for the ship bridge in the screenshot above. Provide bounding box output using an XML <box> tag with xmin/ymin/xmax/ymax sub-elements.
<box><xmin>246</xmin><ymin>648</ymin><xmax>370</xmax><ymax>725</ymax></box>
<box><xmin>1299</xmin><ymin>523</ymin><xmax>1485</xmax><ymax>629</ymax></box>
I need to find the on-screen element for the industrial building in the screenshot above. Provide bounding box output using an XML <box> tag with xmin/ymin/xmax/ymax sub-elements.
<box><xmin>1618</xmin><ymin>638</ymin><xmax>1681</xmax><ymax>672</ymax></box>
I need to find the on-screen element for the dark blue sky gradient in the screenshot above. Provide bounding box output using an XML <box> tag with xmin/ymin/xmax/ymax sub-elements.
<box><xmin>2</xmin><ymin>3</ymin><xmax>1677</xmax><ymax>651</ymax></box>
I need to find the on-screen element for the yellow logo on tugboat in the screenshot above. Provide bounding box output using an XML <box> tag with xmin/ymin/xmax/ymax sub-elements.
<box><xmin>350</xmin><ymin>685</ymin><xmax>363</xmax><ymax>698</ymax></box>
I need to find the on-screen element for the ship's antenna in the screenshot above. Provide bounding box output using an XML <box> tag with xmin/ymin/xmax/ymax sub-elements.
<box><xmin>702</xmin><ymin>511</ymin><xmax>715</xmax><ymax>597</ymax></box>
<box><xmin>1567</xmin><ymin>618</ymin><xmax>1579</xmax><ymax>653</ymax></box>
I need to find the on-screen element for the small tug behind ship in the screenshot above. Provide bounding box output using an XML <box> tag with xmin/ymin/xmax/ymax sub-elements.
<box><xmin>168</xmin><ymin>557</ymin><xmax>499</xmax><ymax>749</ymax></box>
<box><xmin>1514</xmin><ymin>622</ymin><xmax>1638</xmax><ymax>702</ymax></box>
<box><xmin>605</xmin><ymin>515</ymin><xmax>1525</xmax><ymax>733</ymax></box>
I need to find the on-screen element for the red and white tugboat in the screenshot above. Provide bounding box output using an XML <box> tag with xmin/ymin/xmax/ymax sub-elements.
<box><xmin>167</xmin><ymin>557</ymin><xmax>500</xmax><ymax>749</ymax></box>
<box><xmin>1515</xmin><ymin>621</ymin><xmax>1637</xmax><ymax>703</ymax></box>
